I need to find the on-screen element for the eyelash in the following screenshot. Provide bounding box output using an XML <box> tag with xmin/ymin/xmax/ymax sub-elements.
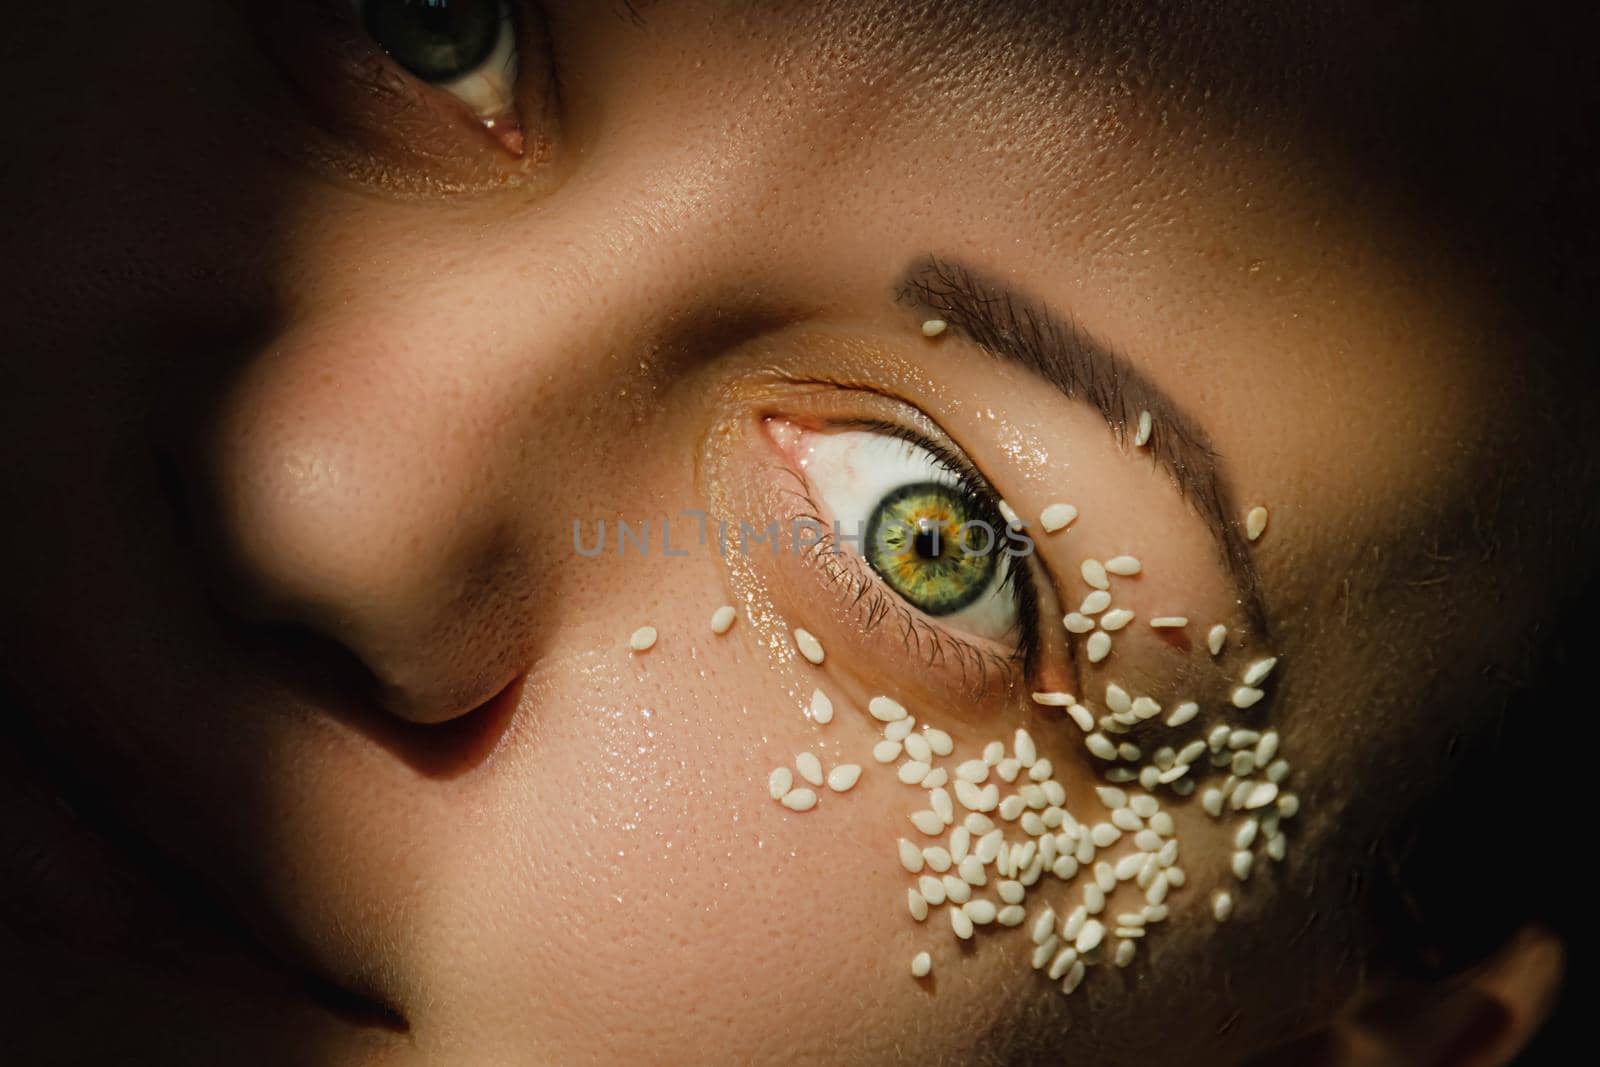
<box><xmin>781</xmin><ymin>418</ymin><xmax>1044</xmax><ymax>693</ymax></box>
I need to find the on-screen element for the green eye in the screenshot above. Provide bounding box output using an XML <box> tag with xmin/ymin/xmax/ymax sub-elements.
<box><xmin>361</xmin><ymin>0</ymin><xmax>504</xmax><ymax>84</ymax></box>
<box><xmin>865</xmin><ymin>483</ymin><xmax>999</xmax><ymax>616</ymax></box>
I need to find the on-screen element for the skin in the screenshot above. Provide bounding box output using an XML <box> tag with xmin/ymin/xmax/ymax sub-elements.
<box><xmin>1</xmin><ymin>2</ymin><xmax>1593</xmax><ymax>1064</ymax></box>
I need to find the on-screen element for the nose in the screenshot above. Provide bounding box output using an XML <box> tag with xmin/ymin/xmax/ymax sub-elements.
<box><xmin>189</xmin><ymin>313</ymin><xmax>537</xmax><ymax>725</ymax></box>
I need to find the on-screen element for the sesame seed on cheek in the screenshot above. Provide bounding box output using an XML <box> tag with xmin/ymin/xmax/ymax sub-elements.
<box><xmin>726</xmin><ymin>503</ymin><xmax>1296</xmax><ymax>1009</ymax></box>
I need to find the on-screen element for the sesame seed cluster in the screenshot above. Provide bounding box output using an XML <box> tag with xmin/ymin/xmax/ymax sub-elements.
<box><xmin>750</xmin><ymin>487</ymin><xmax>1291</xmax><ymax>991</ymax></box>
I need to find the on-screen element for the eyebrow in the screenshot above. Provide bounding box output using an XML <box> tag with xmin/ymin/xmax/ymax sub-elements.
<box><xmin>897</xmin><ymin>256</ymin><xmax>1267</xmax><ymax>631</ymax></box>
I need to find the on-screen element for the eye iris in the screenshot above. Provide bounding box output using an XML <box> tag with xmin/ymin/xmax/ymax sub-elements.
<box><xmin>865</xmin><ymin>483</ymin><xmax>998</xmax><ymax>616</ymax></box>
<box><xmin>361</xmin><ymin>0</ymin><xmax>501</xmax><ymax>84</ymax></box>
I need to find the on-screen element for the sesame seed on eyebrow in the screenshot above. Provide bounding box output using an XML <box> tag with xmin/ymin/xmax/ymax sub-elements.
<box><xmin>896</xmin><ymin>256</ymin><xmax>1268</xmax><ymax>632</ymax></box>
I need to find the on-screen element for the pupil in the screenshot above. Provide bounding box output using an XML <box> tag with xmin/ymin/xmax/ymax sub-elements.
<box><xmin>912</xmin><ymin>523</ymin><xmax>943</xmax><ymax>560</ymax></box>
<box><xmin>362</xmin><ymin>0</ymin><xmax>501</xmax><ymax>84</ymax></box>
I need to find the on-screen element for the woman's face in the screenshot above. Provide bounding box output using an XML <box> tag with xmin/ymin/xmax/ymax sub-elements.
<box><xmin>0</xmin><ymin>2</ymin><xmax>1577</xmax><ymax>1063</ymax></box>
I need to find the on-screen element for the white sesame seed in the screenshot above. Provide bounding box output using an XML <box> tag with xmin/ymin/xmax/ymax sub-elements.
<box><xmin>1062</xmin><ymin>959</ymin><xmax>1087</xmax><ymax>994</ymax></box>
<box><xmin>1207</xmin><ymin>625</ymin><xmax>1227</xmax><ymax>657</ymax></box>
<box><xmin>1212</xmin><ymin>890</ymin><xmax>1234</xmax><ymax>922</ymax></box>
<box><xmin>1245</xmin><ymin>781</ymin><xmax>1280</xmax><ymax>809</ymax></box>
<box><xmin>1100</xmin><ymin>607</ymin><xmax>1139</xmax><ymax>633</ymax></box>
<box><xmin>1087</xmin><ymin>632</ymin><xmax>1112</xmax><ymax>663</ymax></box>
<box><xmin>1266</xmin><ymin>834</ymin><xmax>1287</xmax><ymax>861</ymax></box>
<box><xmin>1086</xmin><ymin>733</ymin><xmax>1118</xmax><ymax>760</ymax></box>
<box><xmin>997</xmin><ymin>904</ymin><xmax>1026</xmax><ymax>927</ymax></box>
<box><xmin>1173</xmin><ymin>742</ymin><xmax>1206</xmax><ymax>768</ymax></box>
<box><xmin>1114</xmin><ymin>853</ymin><xmax>1145</xmax><ymax>881</ymax></box>
<box><xmin>921</xmin><ymin>318</ymin><xmax>948</xmax><ymax>337</ymax></box>
<box><xmin>975</xmin><ymin>829</ymin><xmax>1004</xmax><ymax>864</ymax></box>
<box><xmin>1031</xmin><ymin>691</ymin><xmax>1075</xmax><ymax>709</ymax></box>
<box><xmin>869</xmin><ymin>695</ymin><xmax>908</xmax><ymax>722</ymax></box>
<box><xmin>908</xmin><ymin>888</ymin><xmax>929</xmax><ymax>921</ymax></box>
<box><xmin>1229</xmin><ymin>779</ymin><xmax>1253</xmax><ymax>810</ymax></box>
<box><xmin>898</xmin><ymin>838</ymin><xmax>925</xmax><ymax>873</ymax></box>
<box><xmin>923</xmin><ymin>846</ymin><xmax>952</xmax><ymax>873</ymax></box>
<box><xmin>898</xmin><ymin>760</ymin><xmax>931</xmax><ymax>786</ymax></box>
<box><xmin>792</xmin><ymin>752</ymin><xmax>822</xmax><ymax>787</ymax></box>
<box><xmin>767</xmin><ymin>767</ymin><xmax>793</xmax><ymax>801</ymax></box>
<box><xmin>1040</xmin><ymin>503</ymin><xmax>1079</xmax><ymax>532</ymax></box>
<box><xmin>963</xmin><ymin>899</ymin><xmax>997</xmax><ymax>925</ymax></box>
<box><xmin>1095</xmin><ymin>786</ymin><xmax>1128</xmax><ymax>809</ymax></box>
<box><xmin>1201</xmin><ymin>788</ymin><xmax>1225</xmax><ymax>817</ymax></box>
<box><xmin>1114</xmin><ymin>939</ymin><xmax>1138</xmax><ymax>967</ymax></box>
<box><xmin>999</xmin><ymin>794</ymin><xmax>1026</xmax><ymax>821</ymax></box>
<box><xmin>1134</xmin><ymin>409</ymin><xmax>1153</xmax><ymax>447</ymax></box>
<box><xmin>1145</xmin><ymin>875</ymin><xmax>1169</xmax><ymax>906</ymax></box>
<box><xmin>911</xmin><ymin>950</ymin><xmax>933</xmax><ymax>978</ymax></box>
<box><xmin>1106</xmin><ymin>767</ymin><xmax>1137</xmax><ymax>783</ymax></box>
<box><xmin>1062</xmin><ymin>704</ymin><xmax>1093</xmax><ymax>734</ymax></box>
<box><xmin>950</xmin><ymin>906</ymin><xmax>974</xmax><ymax>940</ymax></box>
<box><xmin>1029</xmin><ymin>758</ymin><xmax>1054</xmax><ymax>782</ymax></box>
<box><xmin>710</xmin><ymin>606</ymin><xmax>737</xmax><ymax>635</ymax></box>
<box><xmin>1208</xmin><ymin>725</ymin><xmax>1231</xmax><ymax>750</ymax></box>
<box><xmin>781</xmin><ymin>788</ymin><xmax>817</xmax><ymax>812</ymax></box>
<box><xmin>956</xmin><ymin>759</ymin><xmax>989</xmax><ymax>784</ymax></box>
<box><xmin>793</xmin><ymin>628</ymin><xmax>824</xmax><ymax>664</ymax></box>
<box><xmin>1231</xmin><ymin>686</ymin><xmax>1265</xmax><ymax>709</ymax></box>
<box><xmin>1081</xmin><ymin>559</ymin><xmax>1110</xmax><ymax>590</ymax></box>
<box><xmin>1079</xmin><ymin>591</ymin><xmax>1112</xmax><ymax>616</ymax></box>
<box><xmin>1075</xmin><ymin>919</ymin><xmax>1105</xmax><ymax>953</ymax></box>
<box><xmin>1063</xmin><ymin>612</ymin><xmax>1096</xmax><ymax>634</ymax></box>
<box><xmin>1090</xmin><ymin>822</ymin><xmax>1121</xmax><ymax>847</ymax></box>
<box><xmin>955</xmin><ymin>780</ymin><xmax>999</xmax><ymax>813</ymax></box>
<box><xmin>949</xmin><ymin>826</ymin><xmax>970</xmax><ymax>862</ymax></box>
<box><xmin>1048</xmin><ymin>945</ymin><xmax>1079</xmax><ymax>980</ymax></box>
<box><xmin>885</xmin><ymin>717</ymin><xmax>916</xmax><ymax>742</ymax></box>
<box><xmin>998</xmin><ymin>880</ymin><xmax>1026</xmax><ymax>905</ymax></box>
<box><xmin>1160</xmin><ymin>702</ymin><xmax>1197</xmax><ymax>731</ymax></box>
<box><xmin>1014</xmin><ymin>728</ymin><xmax>1038</xmax><ymax>766</ymax></box>
<box><xmin>1043</xmin><ymin>780</ymin><xmax>1067</xmax><ymax>807</ymax></box>
<box><xmin>1112</xmin><ymin>808</ymin><xmax>1143</xmax><ymax>832</ymax></box>
<box><xmin>1130</xmin><ymin>794</ymin><xmax>1159</xmax><ymax>818</ymax></box>
<box><xmin>1105</xmin><ymin>555</ymin><xmax>1142</xmax><ymax>576</ymax></box>
<box><xmin>911</xmin><ymin>810</ymin><xmax>945</xmax><ymax>835</ymax></box>
<box><xmin>930</xmin><ymin>787</ymin><xmax>954</xmax><ymax>825</ymax></box>
<box><xmin>873</xmin><ymin>740</ymin><xmax>902</xmax><ymax>764</ymax></box>
<box><xmin>1173</xmin><ymin>778</ymin><xmax>1196</xmax><ymax>797</ymax></box>
<box><xmin>1231</xmin><ymin>751</ymin><xmax>1256</xmax><ymax>776</ymax></box>
<box><xmin>1061</xmin><ymin>905</ymin><xmax>1088</xmax><ymax>940</ymax></box>
<box><xmin>1116</xmin><ymin>742</ymin><xmax>1141</xmax><ymax>762</ymax></box>
<box><xmin>629</xmin><ymin>626</ymin><xmax>658</xmax><ymax>651</ymax></box>
<box><xmin>921</xmin><ymin>766</ymin><xmax>947</xmax><ymax>789</ymax></box>
<box><xmin>1243</xmin><ymin>657</ymin><xmax>1279</xmax><ymax>686</ymax></box>
<box><xmin>1245</xmin><ymin>506</ymin><xmax>1269</xmax><ymax>541</ymax></box>
<box><xmin>1232</xmin><ymin>850</ymin><xmax>1254</xmax><ymax>880</ymax></box>
<box><xmin>1150</xmin><ymin>616</ymin><xmax>1188</xmax><ymax>629</ymax></box>
<box><xmin>904</xmin><ymin>733</ymin><xmax>932</xmax><ymax>763</ymax></box>
<box><xmin>1131</xmin><ymin>697</ymin><xmax>1162</xmax><ymax>721</ymax></box>
<box><xmin>944</xmin><ymin>875</ymin><xmax>971</xmax><ymax>904</ymax></box>
<box><xmin>1149</xmin><ymin>811</ymin><xmax>1173</xmax><ymax>837</ymax></box>
<box><xmin>1160</xmin><ymin>848</ymin><xmax>1181</xmax><ymax>873</ymax></box>
<box><xmin>1227</xmin><ymin>730</ymin><xmax>1261</xmax><ymax>749</ymax></box>
<box><xmin>983</xmin><ymin>740</ymin><xmax>1005</xmax><ymax>765</ymax></box>
<box><xmin>1255</xmin><ymin>730</ymin><xmax>1279</xmax><ymax>765</ymax></box>
<box><xmin>1266</xmin><ymin>759</ymin><xmax>1290</xmax><ymax>784</ymax></box>
<box><xmin>1021</xmin><ymin>811</ymin><xmax>1046</xmax><ymax>836</ymax></box>
<box><xmin>1234</xmin><ymin>819</ymin><xmax>1258</xmax><ymax>850</ymax></box>
<box><xmin>996</xmin><ymin>499</ymin><xmax>1022</xmax><ymax>528</ymax></box>
<box><xmin>1032</xmin><ymin>937</ymin><xmax>1059</xmax><ymax>969</ymax></box>
<box><xmin>919</xmin><ymin>874</ymin><xmax>946</xmax><ymax>905</ymax></box>
<box><xmin>965</xmin><ymin>812</ymin><xmax>995</xmax><ymax>834</ymax></box>
<box><xmin>1278</xmin><ymin>793</ymin><xmax>1299</xmax><ymax>818</ymax></box>
<box><xmin>996</xmin><ymin>758</ymin><xmax>1022</xmax><ymax>783</ymax></box>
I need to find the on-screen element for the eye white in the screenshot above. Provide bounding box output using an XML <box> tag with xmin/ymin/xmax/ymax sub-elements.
<box><xmin>799</xmin><ymin>431</ymin><xmax>1021</xmax><ymax>643</ymax></box>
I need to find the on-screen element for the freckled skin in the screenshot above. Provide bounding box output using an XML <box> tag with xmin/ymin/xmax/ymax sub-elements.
<box><xmin>0</xmin><ymin>2</ymin><xmax>1595</xmax><ymax>1064</ymax></box>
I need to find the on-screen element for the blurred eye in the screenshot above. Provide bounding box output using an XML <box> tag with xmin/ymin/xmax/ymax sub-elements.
<box><xmin>798</xmin><ymin>429</ymin><xmax>1024</xmax><ymax>644</ymax></box>
<box><xmin>356</xmin><ymin>0</ymin><xmax>520</xmax><ymax>138</ymax></box>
